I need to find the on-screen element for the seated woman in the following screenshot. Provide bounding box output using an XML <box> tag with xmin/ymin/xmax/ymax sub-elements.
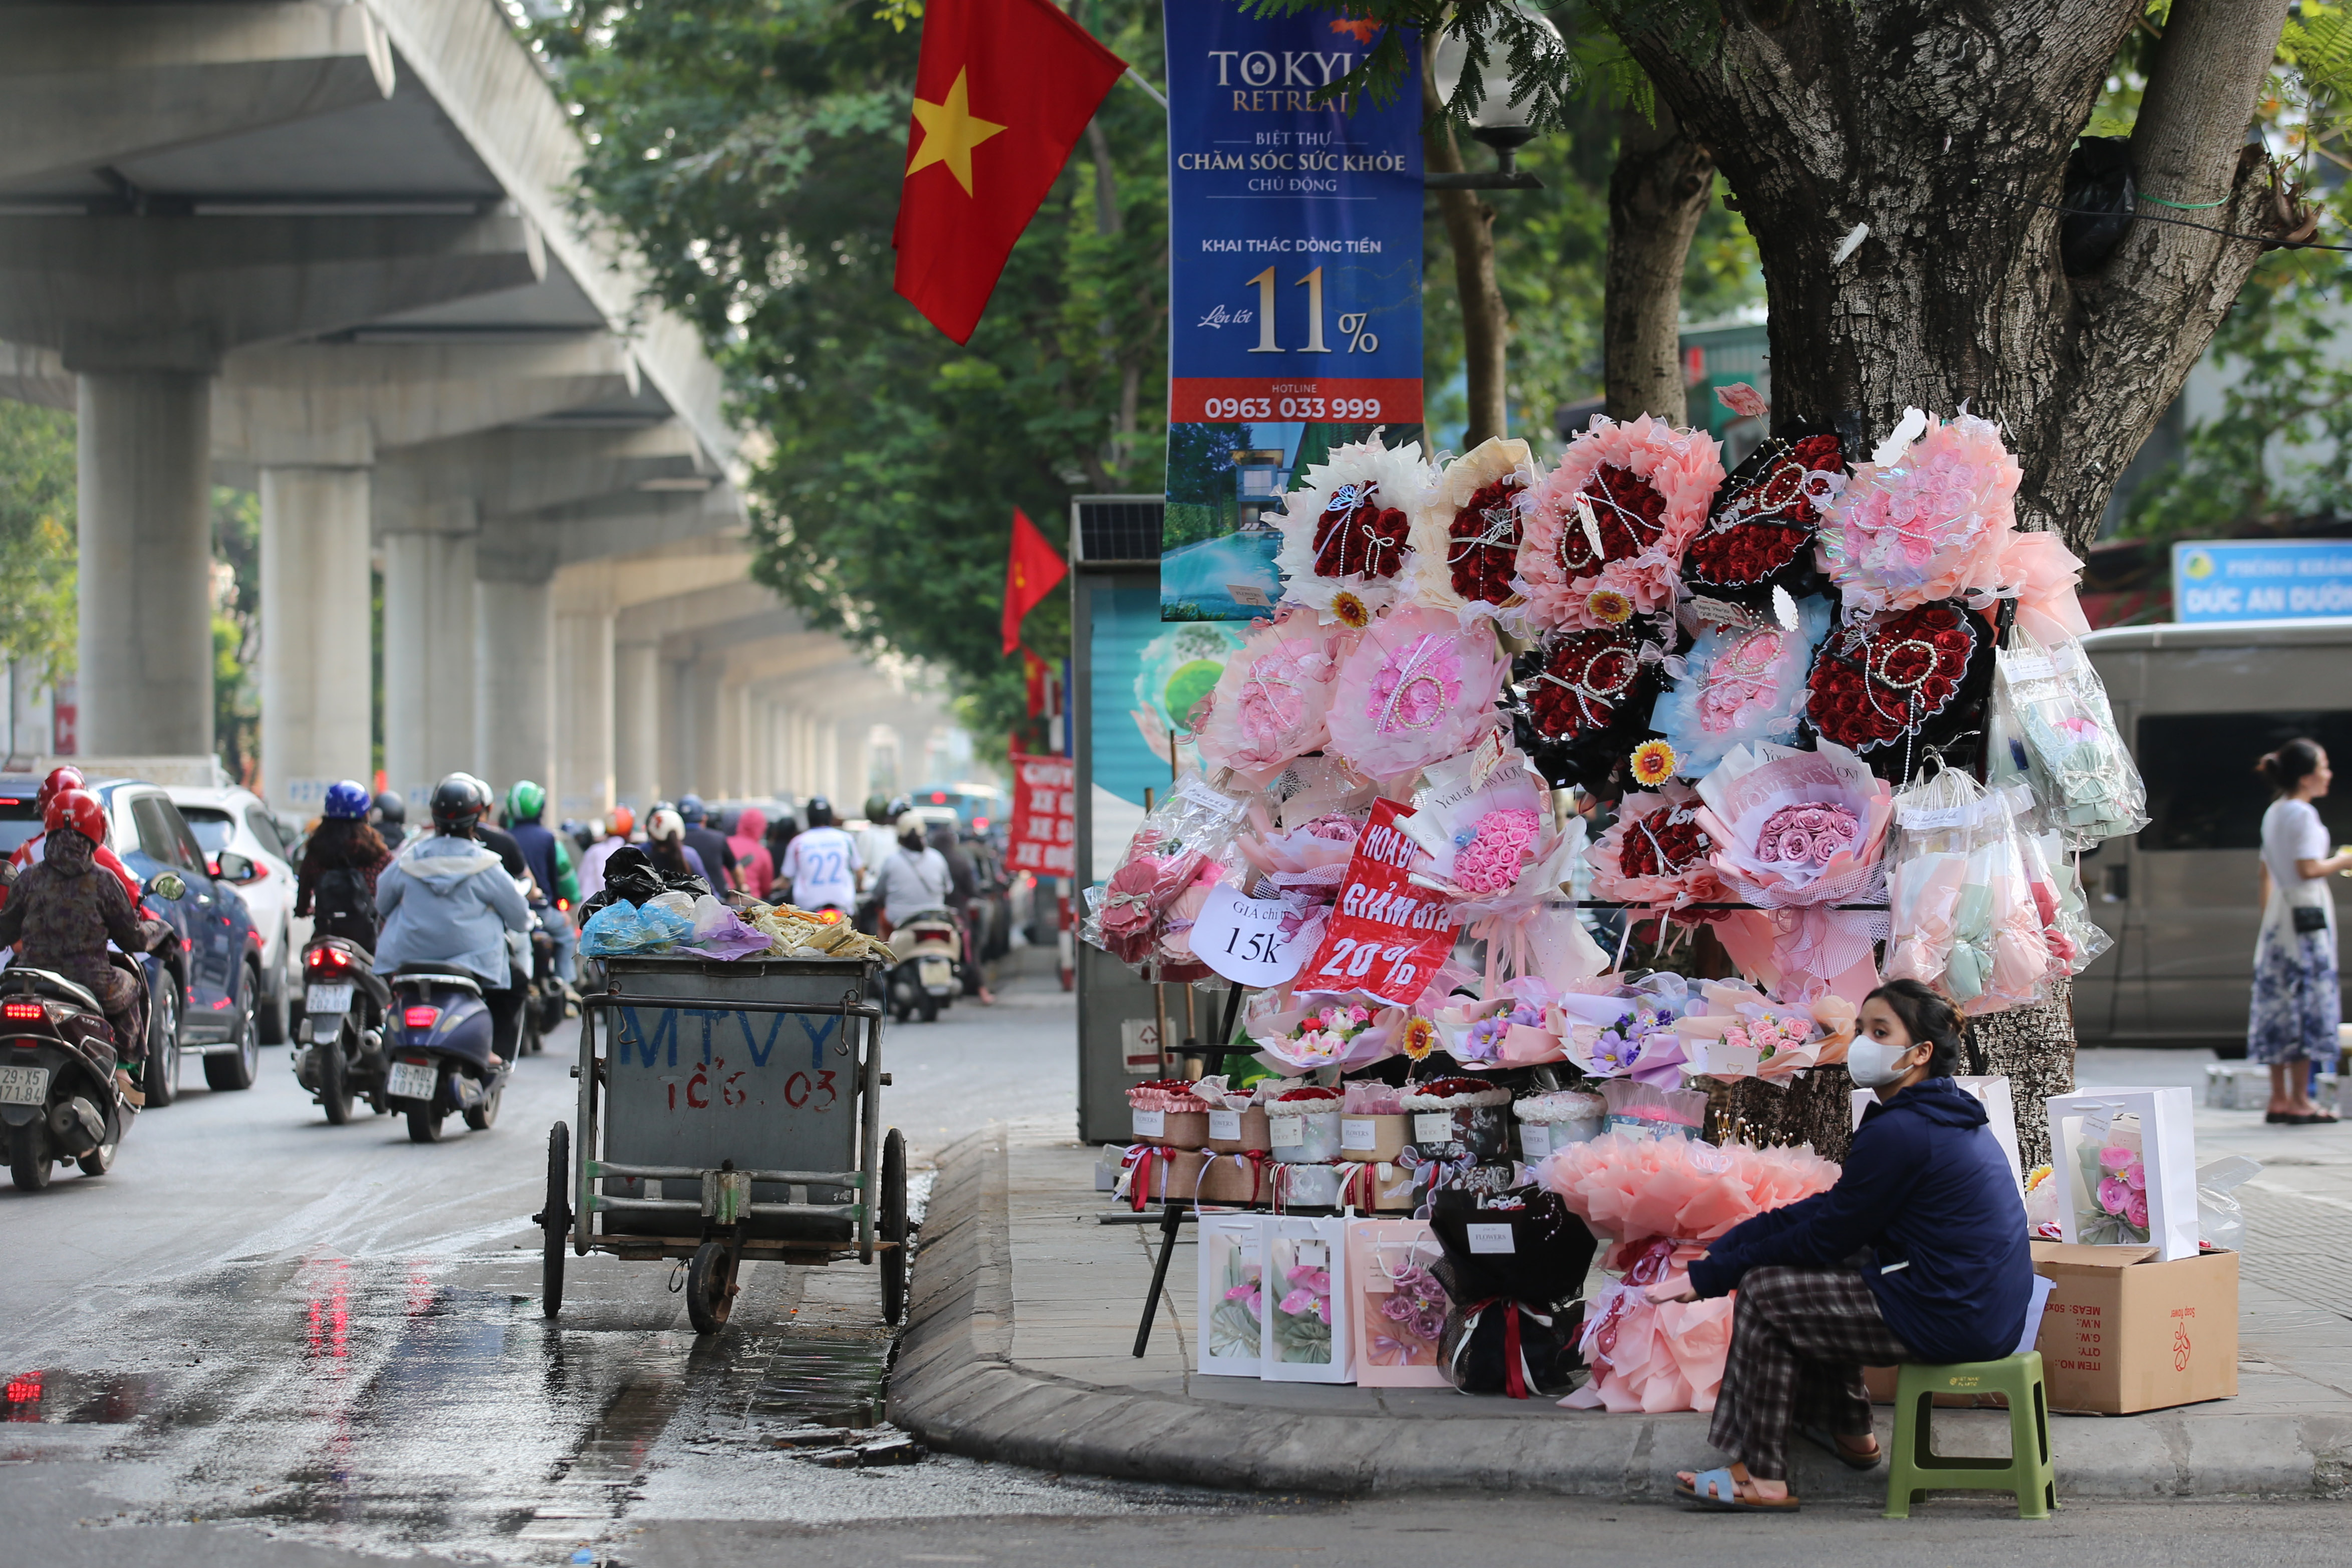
<box><xmin>1649</xmin><ymin>979</ymin><xmax>2034</xmax><ymax>1511</ymax></box>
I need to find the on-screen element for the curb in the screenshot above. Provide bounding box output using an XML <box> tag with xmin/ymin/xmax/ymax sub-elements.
<box><xmin>887</xmin><ymin>1126</ymin><xmax>2352</xmax><ymax>1501</ymax></box>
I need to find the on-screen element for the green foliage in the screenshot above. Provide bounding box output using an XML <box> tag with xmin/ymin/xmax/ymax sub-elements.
<box><xmin>0</xmin><ymin>401</ymin><xmax>78</xmax><ymax>682</ymax></box>
<box><xmin>211</xmin><ymin>487</ymin><xmax>260</xmax><ymax>784</ymax></box>
<box><xmin>530</xmin><ymin>0</ymin><xmax>1169</xmax><ymax>752</ymax></box>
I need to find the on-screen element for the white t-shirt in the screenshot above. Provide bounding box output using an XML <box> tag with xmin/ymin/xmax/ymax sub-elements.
<box><xmin>780</xmin><ymin>826</ymin><xmax>863</xmax><ymax>911</ymax></box>
<box><xmin>2261</xmin><ymin>798</ymin><xmax>2331</xmax><ymax>912</ymax></box>
<box><xmin>875</xmin><ymin>846</ymin><xmax>952</xmax><ymax>928</ymax></box>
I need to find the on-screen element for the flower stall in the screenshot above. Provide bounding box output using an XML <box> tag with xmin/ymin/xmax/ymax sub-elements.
<box><xmin>1083</xmin><ymin>396</ymin><xmax>2150</xmax><ymax>1406</ymax></box>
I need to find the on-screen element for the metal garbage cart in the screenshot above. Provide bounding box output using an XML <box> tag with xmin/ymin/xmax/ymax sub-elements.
<box><xmin>536</xmin><ymin>953</ymin><xmax>906</xmax><ymax>1332</ymax></box>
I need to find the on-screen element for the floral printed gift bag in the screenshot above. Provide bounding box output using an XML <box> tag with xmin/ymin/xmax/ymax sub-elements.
<box><xmin>1196</xmin><ymin>1215</ymin><xmax>1266</xmax><ymax>1378</ymax></box>
<box><xmin>1348</xmin><ymin>1218</ymin><xmax>1454</xmax><ymax>1388</ymax></box>
<box><xmin>2044</xmin><ymin>1089</ymin><xmax>2201</xmax><ymax>1262</ymax></box>
<box><xmin>1261</xmin><ymin>1216</ymin><xmax>1354</xmax><ymax>1383</ymax></box>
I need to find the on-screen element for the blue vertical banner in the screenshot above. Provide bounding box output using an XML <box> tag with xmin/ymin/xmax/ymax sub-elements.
<box><xmin>1160</xmin><ymin>4</ymin><xmax>1423</xmax><ymax>621</ymax></box>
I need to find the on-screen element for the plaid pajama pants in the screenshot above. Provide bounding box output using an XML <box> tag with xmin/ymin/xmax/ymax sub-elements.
<box><xmin>1707</xmin><ymin>1266</ymin><xmax>1911</xmax><ymax>1481</ymax></box>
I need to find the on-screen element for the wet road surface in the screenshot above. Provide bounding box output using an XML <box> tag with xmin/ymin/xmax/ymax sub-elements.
<box><xmin>0</xmin><ymin>965</ymin><xmax>1228</xmax><ymax>1563</ymax></box>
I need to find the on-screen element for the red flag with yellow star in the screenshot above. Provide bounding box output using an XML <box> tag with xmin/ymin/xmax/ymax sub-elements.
<box><xmin>892</xmin><ymin>0</ymin><xmax>1127</xmax><ymax>344</ymax></box>
<box><xmin>1002</xmin><ymin>506</ymin><xmax>1067</xmax><ymax>656</ymax></box>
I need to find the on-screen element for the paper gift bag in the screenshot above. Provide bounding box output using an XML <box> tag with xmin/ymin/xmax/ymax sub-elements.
<box><xmin>2045</xmin><ymin>1087</ymin><xmax>2199</xmax><ymax>1262</ymax></box>
<box><xmin>1196</xmin><ymin>1214</ymin><xmax>1266</xmax><ymax>1377</ymax></box>
<box><xmin>1849</xmin><ymin>1075</ymin><xmax>2025</xmax><ymax>1199</ymax></box>
<box><xmin>1347</xmin><ymin>1219</ymin><xmax>1452</xmax><ymax>1387</ymax></box>
<box><xmin>1336</xmin><ymin>1160</ymin><xmax>1416</xmax><ymax>1213</ymax></box>
<box><xmin>1261</xmin><ymin>1215</ymin><xmax>1352</xmax><ymax>1383</ymax></box>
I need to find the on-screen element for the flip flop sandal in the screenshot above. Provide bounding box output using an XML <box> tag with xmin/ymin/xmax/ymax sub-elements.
<box><xmin>1797</xmin><ymin>1423</ymin><xmax>1882</xmax><ymax>1469</ymax></box>
<box><xmin>1677</xmin><ymin>1467</ymin><xmax>1802</xmax><ymax>1512</ymax></box>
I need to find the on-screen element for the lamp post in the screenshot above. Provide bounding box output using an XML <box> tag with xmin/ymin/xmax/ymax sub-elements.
<box><xmin>1423</xmin><ymin>21</ymin><xmax>1556</xmax><ymax>192</ymax></box>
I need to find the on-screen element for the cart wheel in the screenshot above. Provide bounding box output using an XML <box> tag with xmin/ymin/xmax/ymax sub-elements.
<box><xmin>539</xmin><ymin>1122</ymin><xmax>570</xmax><ymax>1319</ymax></box>
<box><xmin>320</xmin><ymin>1024</ymin><xmax>353</xmax><ymax>1126</ymax></box>
<box><xmin>881</xmin><ymin>1127</ymin><xmax>908</xmax><ymax>1326</ymax></box>
<box><xmin>685</xmin><ymin>1241</ymin><xmax>736</xmax><ymax>1334</ymax></box>
<box><xmin>406</xmin><ymin>1106</ymin><xmax>443</xmax><ymax>1144</ymax></box>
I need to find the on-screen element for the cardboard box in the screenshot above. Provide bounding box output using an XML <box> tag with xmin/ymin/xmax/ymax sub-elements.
<box><xmin>1125</xmin><ymin>1148</ymin><xmax>1271</xmax><ymax>1207</ymax></box>
<box><xmin>2031</xmin><ymin>1241</ymin><xmax>2238</xmax><ymax>1414</ymax></box>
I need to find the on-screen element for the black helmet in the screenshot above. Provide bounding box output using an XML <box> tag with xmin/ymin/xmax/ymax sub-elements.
<box><xmin>372</xmin><ymin>789</ymin><xmax>407</xmax><ymax>828</ymax></box>
<box><xmin>805</xmin><ymin>796</ymin><xmax>835</xmax><ymax>828</ymax></box>
<box><xmin>430</xmin><ymin>774</ymin><xmax>485</xmax><ymax>834</ymax></box>
<box><xmin>678</xmin><ymin>793</ymin><xmax>706</xmax><ymax>824</ymax></box>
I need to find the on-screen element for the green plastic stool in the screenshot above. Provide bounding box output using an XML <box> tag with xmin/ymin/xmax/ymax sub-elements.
<box><xmin>1884</xmin><ymin>1352</ymin><xmax>2056</xmax><ymax>1519</ymax></box>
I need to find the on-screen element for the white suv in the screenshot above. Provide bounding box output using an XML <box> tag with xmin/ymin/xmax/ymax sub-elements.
<box><xmin>166</xmin><ymin>785</ymin><xmax>298</xmax><ymax>1044</ymax></box>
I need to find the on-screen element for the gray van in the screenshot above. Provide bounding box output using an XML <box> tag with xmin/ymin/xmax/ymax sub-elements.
<box><xmin>2074</xmin><ymin>618</ymin><xmax>2352</xmax><ymax>1048</ymax></box>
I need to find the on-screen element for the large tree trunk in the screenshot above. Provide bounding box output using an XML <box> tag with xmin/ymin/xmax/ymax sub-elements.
<box><xmin>1604</xmin><ymin>101</ymin><xmax>1715</xmax><ymax>422</ymax></box>
<box><xmin>1424</xmin><ymin>44</ymin><xmax>1509</xmax><ymax>447</ymax></box>
<box><xmin>1613</xmin><ymin>0</ymin><xmax>2297</xmax><ymax>550</ymax></box>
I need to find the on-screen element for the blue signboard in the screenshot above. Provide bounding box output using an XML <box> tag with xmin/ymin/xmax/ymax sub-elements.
<box><xmin>2173</xmin><ymin>540</ymin><xmax>2352</xmax><ymax>623</ymax></box>
<box><xmin>1160</xmin><ymin>3</ymin><xmax>1423</xmax><ymax>620</ymax></box>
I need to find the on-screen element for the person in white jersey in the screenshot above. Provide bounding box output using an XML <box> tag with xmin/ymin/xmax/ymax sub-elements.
<box><xmin>778</xmin><ymin>797</ymin><xmax>863</xmax><ymax>913</ymax></box>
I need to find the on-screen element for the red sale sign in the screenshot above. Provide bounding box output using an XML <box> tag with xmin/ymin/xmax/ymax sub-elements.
<box><xmin>1297</xmin><ymin>799</ymin><xmax>1455</xmax><ymax>1006</ymax></box>
<box><xmin>1006</xmin><ymin>751</ymin><xmax>1076</xmax><ymax>878</ymax></box>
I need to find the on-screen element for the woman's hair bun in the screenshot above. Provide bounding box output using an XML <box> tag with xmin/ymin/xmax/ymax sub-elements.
<box><xmin>2257</xmin><ymin>737</ymin><xmax>2324</xmax><ymax>795</ymax></box>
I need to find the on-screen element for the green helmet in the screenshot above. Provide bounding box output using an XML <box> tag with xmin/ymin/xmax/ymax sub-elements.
<box><xmin>506</xmin><ymin>779</ymin><xmax>547</xmax><ymax>822</ymax></box>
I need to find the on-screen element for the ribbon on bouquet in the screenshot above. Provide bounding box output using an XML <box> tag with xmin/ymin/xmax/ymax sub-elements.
<box><xmin>1119</xmin><ymin>1143</ymin><xmax>1175</xmax><ymax>1212</ymax></box>
<box><xmin>1194</xmin><ymin>1148</ymin><xmax>1275</xmax><ymax>1209</ymax></box>
<box><xmin>1578</xmin><ymin>1236</ymin><xmax>1682</xmax><ymax>1370</ymax></box>
<box><xmin>1458</xmin><ymin>1297</ymin><xmax>1552</xmax><ymax>1399</ymax></box>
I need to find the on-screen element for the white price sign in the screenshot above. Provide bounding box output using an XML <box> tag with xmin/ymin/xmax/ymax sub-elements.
<box><xmin>1131</xmin><ymin>1108</ymin><xmax>1167</xmax><ymax>1138</ymax></box>
<box><xmin>1207</xmin><ymin>1109</ymin><xmax>1242</xmax><ymax>1141</ymax></box>
<box><xmin>1413</xmin><ymin>1111</ymin><xmax>1454</xmax><ymax>1144</ymax></box>
<box><xmin>1268</xmin><ymin>1115</ymin><xmax>1305</xmax><ymax>1148</ymax></box>
<box><xmin>1189</xmin><ymin>884</ymin><xmax>1303</xmax><ymax>987</ymax></box>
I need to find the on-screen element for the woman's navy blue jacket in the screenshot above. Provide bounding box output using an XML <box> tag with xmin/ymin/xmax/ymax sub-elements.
<box><xmin>1687</xmin><ymin>1077</ymin><xmax>2034</xmax><ymax>1363</ymax></box>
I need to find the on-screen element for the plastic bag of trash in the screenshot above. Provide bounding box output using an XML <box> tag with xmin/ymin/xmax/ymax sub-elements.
<box><xmin>682</xmin><ymin>894</ymin><xmax>774</xmax><ymax>961</ymax></box>
<box><xmin>2196</xmin><ymin>1154</ymin><xmax>2261</xmax><ymax>1253</ymax></box>
<box><xmin>579</xmin><ymin>898</ymin><xmax>695</xmax><ymax>956</ymax></box>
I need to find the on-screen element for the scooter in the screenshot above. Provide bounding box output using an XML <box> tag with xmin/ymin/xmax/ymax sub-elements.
<box><xmin>526</xmin><ymin>905</ymin><xmax>567</xmax><ymax>1047</ymax></box>
<box><xmin>886</xmin><ymin>910</ymin><xmax>963</xmax><ymax>1023</ymax></box>
<box><xmin>385</xmin><ymin>967</ymin><xmax>511</xmax><ymax>1145</ymax></box>
<box><xmin>293</xmin><ymin>935</ymin><xmax>394</xmax><ymax>1125</ymax></box>
<box><xmin>0</xmin><ymin>870</ymin><xmax>184</xmax><ymax>1190</ymax></box>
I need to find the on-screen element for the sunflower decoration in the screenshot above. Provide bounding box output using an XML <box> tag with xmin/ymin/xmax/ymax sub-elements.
<box><xmin>1586</xmin><ymin>587</ymin><xmax>1635</xmax><ymax>626</ymax></box>
<box><xmin>1401</xmin><ymin>1016</ymin><xmax>1438</xmax><ymax>1062</ymax></box>
<box><xmin>1630</xmin><ymin>738</ymin><xmax>1679</xmax><ymax>788</ymax></box>
<box><xmin>1331</xmin><ymin>590</ymin><xmax>1372</xmax><ymax>630</ymax></box>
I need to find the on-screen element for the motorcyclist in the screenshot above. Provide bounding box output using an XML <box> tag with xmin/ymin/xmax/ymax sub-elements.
<box><xmin>644</xmin><ymin>808</ymin><xmax>709</xmax><ymax>885</ymax></box>
<box><xmin>3</xmin><ymin>766</ymin><xmax>144</xmax><ymax>913</ymax></box>
<box><xmin>502</xmin><ymin>780</ymin><xmax>580</xmax><ymax>992</ymax></box>
<box><xmin>577</xmin><ymin>805</ymin><xmax>635</xmax><ymax>904</ymax></box>
<box><xmin>873</xmin><ymin>813</ymin><xmax>953</xmax><ymax>953</ymax></box>
<box><xmin>676</xmin><ymin>795</ymin><xmax>739</xmax><ymax>892</ymax></box>
<box><xmin>371</xmin><ymin>789</ymin><xmax>410</xmax><ymax>843</ymax></box>
<box><xmin>295</xmin><ymin>779</ymin><xmax>395</xmax><ymax>949</ymax></box>
<box><xmin>373</xmin><ymin>776</ymin><xmax>532</xmax><ymax>1066</ymax></box>
<box><xmin>929</xmin><ymin>822</ymin><xmax>995</xmax><ymax>1004</ymax></box>
<box><xmin>0</xmin><ymin>789</ymin><xmax>175</xmax><ymax>1098</ymax></box>
<box><xmin>726</xmin><ymin>808</ymin><xmax>776</xmax><ymax>901</ymax></box>
<box><xmin>777</xmin><ymin>797</ymin><xmax>861</xmax><ymax>913</ymax></box>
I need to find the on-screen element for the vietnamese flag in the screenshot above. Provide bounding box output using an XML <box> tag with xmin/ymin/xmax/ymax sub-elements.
<box><xmin>1002</xmin><ymin>506</ymin><xmax>1067</xmax><ymax>656</ymax></box>
<box><xmin>891</xmin><ymin>0</ymin><xmax>1127</xmax><ymax>344</ymax></box>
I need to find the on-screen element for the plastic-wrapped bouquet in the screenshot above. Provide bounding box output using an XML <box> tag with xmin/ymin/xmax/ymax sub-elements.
<box><xmin>1247</xmin><ymin>990</ymin><xmax>1403</xmax><ymax>1072</ymax></box>
<box><xmin>1881</xmin><ymin>766</ymin><xmax>2054</xmax><ymax>1014</ymax></box>
<box><xmin>1274</xmin><ymin>432</ymin><xmax>1430</xmax><ymax>627</ymax></box>
<box><xmin>1994</xmin><ymin>634</ymin><xmax>2148</xmax><ymax>849</ymax></box>
<box><xmin>1408</xmin><ymin>436</ymin><xmax>1541</xmax><ymax>615</ymax></box>
<box><xmin>1083</xmin><ymin>778</ymin><xmax>1246</xmax><ymax>967</ymax></box>
<box><xmin>2073</xmin><ymin>1130</ymin><xmax>2150</xmax><ymax>1245</ymax></box>
<box><xmin>1819</xmin><ymin>408</ymin><xmax>2020</xmax><ymax>621</ymax></box>
<box><xmin>1515</xmin><ymin>414</ymin><xmax>1723</xmax><ymax>633</ymax></box>
<box><xmin>1648</xmin><ymin>594</ymin><xmax>1834</xmax><ymax>779</ymax></box>
<box><xmin>1192</xmin><ymin>608</ymin><xmax>1344</xmax><ymax>781</ymax></box>
<box><xmin>1324</xmin><ymin>605</ymin><xmax>1508</xmax><ymax>781</ymax></box>
<box><xmin>1564</xmin><ymin>976</ymin><xmax>1697</xmax><ymax>1089</ymax></box>
<box><xmin>1586</xmin><ymin>780</ymin><xmax>1728</xmax><ymax>919</ymax></box>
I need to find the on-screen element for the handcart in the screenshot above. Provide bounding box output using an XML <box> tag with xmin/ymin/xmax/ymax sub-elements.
<box><xmin>536</xmin><ymin>953</ymin><xmax>907</xmax><ymax>1333</ymax></box>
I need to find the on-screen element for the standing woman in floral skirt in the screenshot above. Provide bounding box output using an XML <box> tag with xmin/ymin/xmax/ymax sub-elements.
<box><xmin>2250</xmin><ymin>739</ymin><xmax>2351</xmax><ymax>1124</ymax></box>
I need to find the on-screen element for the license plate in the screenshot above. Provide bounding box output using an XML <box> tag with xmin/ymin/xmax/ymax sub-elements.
<box><xmin>0</xmin><ymin>1064</ymin><xmax>48</xmax><ymax>1106</ymax></box>
<box><xmin>918</xmin><ymin>957</ymin><xmax>953</xmax><ymax>988</ymax></box>
<box><xmin>306</xmin><ymin>984</ymin><xmax>354</xmax><ymax>1015</ymax></box>
<box><xmin>387</xmin><ymin>1061</ymin><xmax>438</xmax><ymax>1101</ymax></box>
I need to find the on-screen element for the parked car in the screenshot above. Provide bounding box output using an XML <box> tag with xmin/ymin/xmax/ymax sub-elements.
<box><xmin>166</xmin><ymin>784</ymin><xmax>297</xmax><ymax>1044</ymax></box>
<box><xmin>2075</xmin><ymin>618</ymin><xmax>2352</xmax><ymax>1049</ymax></box>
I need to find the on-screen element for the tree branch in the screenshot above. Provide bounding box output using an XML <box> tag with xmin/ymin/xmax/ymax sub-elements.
<box><xmin>1604</xmin><ymin>98</ymin><xmax>1713</xmax><ymax>422</ymax></box>
<box><xmin>1424</xmin><ymin>36</ymin><xmax>1508</xmax><ymax>447</ymax></box>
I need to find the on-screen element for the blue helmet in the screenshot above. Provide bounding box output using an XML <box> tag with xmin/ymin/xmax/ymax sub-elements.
<box><xmin>323</xmin><ymin>779</ymin><xmax>371</xmax><ymax>820</ymax></box>
<box><xmin>678</xmin><ymin>794</ymin><xmax>706</xmax><ymax>824</ymax></box>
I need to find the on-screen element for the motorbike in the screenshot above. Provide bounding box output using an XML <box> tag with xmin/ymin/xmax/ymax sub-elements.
<box><xmin>0</xmin><ymin>870</ymin><xmax>185</xmax><ymax>1191</ymax></box>
<box><xmin>886</xmin><ymin>910</ymin><xmax>964</xmax><ymax>1024</ymax></box>
<box><xmin>292</xmin><ymin>934</ymin><xmax>394</xmax><ymax>1124</ymax></box>
<box><xmin>385</xmin><ymin>967</ymin><xmax>511</xmax><ymax>1145</ymax></box>
<box><xmin>526</xmin><ymin>903</ymin><xmax>567</xmax><ymax>1048</ymax></box>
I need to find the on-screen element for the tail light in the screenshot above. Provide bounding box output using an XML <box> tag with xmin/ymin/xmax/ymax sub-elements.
<box><xmin>3</xmin><ymin>1000</ymin><xmax>44</xmax><ymax>1020</ymax></box>
<box><xmin>403</xmin><ymin>1005</ymin><xmax>439</xmax><ymax>1029</ymax></box>
<box><xmin>815</xmin><ymin>908</ymin><xmax>843</xmax><ymax>925</ymax></box>
<box><xmin>307</xmin><ymin>947</ymin><xmax>351</xmax><ymax>971</ymax></box>
<box><xmin>556</xmin><ymin>897</ymin><xmax>570</xmax><ymax>913</ymax></box>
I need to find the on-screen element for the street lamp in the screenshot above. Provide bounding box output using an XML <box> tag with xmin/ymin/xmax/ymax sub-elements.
<box><xmin>1425</xmin><ymin>14</ymin><xmax>1559</xmax><ymax>192</ymax></box>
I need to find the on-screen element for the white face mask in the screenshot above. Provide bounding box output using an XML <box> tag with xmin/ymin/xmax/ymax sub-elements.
<box><xmin>1846</xmin><ymin>1035</ymin><xmax>1920</xmax><ymax>1089</ymax></box>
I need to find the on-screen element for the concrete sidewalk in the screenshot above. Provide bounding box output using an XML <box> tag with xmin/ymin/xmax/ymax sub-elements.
<box><xmin>888</xmin><ymin>1056</ymin><xmax>2352</xmax><ymax>1501</ymax></box>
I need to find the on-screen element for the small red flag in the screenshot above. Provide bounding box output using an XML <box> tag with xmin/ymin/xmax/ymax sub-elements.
<box><xmin>1023</xmin><ymin>649</ymin><xmax>1050</xmax><ymax>717</ymax></box>
<box><xmin>891</xmin><ymin>0</ymin><xmax>1127</xmax><ymax>344</ymax></box>
<box><xmin>1002</xmin><ymin>506</ymin><xmax>1068</xmax><ymax>656</ymax></box>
